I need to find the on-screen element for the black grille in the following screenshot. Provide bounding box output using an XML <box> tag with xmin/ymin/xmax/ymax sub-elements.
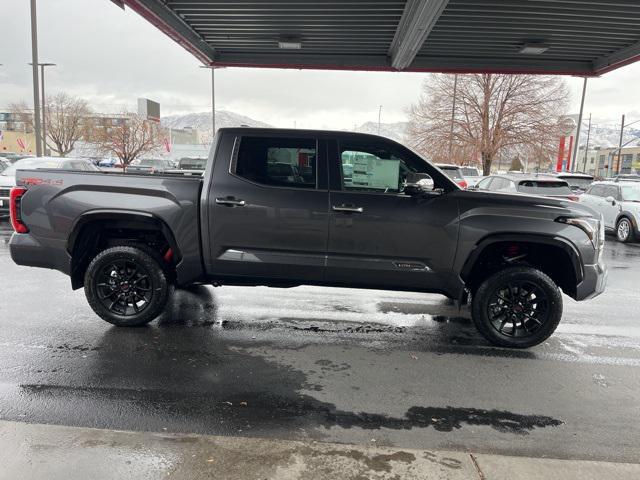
<box><xmin>0</xmin><ymin>188</ymin><xmax>10</xmax><ymax>198</ymax></box>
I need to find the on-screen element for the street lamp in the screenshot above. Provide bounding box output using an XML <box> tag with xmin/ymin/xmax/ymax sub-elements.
<box><xmin>29</xmin><ymin>0</ymin><xmax>42</xmax><ymax>157</ymax></box>
<box><xmin>614</xmin><ymin>117</ymin><xmax>640</xmax><ymax>175</ymax></box>
<box><xmin>200</xmin><ymin>64</ymin><xmax>224</xmax><ymax>138</ymax></box>
<box><xmin>29</xmin><ymin>62</ymin><xmax>56</xmax><ymax>155</ymax></box>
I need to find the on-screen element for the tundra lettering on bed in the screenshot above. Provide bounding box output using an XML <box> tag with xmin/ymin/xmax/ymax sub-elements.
<box><xmin>9</xmin><ymin>128</ymin><xmax>607</xmax><ymax>348</ymax></box>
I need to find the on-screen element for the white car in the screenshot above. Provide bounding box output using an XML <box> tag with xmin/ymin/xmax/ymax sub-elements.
<box><xmin>579</xmin><ymin>181</ymin><xmax>640</xmax><ymax>243</ymax></box>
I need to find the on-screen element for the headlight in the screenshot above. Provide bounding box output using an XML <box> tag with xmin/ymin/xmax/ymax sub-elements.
<box><xmin>556</xmin><ymin>215</ymin><xmax>601</xmax><ymax>248</ymax></box>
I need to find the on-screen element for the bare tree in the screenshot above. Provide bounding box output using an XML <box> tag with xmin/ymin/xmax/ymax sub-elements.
<box><xmin>90</xmin><ymin>112</ymin><xmax>167</xmax><ymax>168</ymax></box>
<box><xmin>407</xmin><ymin>74</ymin><xmax>569</xmax><ymax>175</ymax></box>
<box><xmin>10</xmin><ymin>92</ymin><xmax>92</xmax><ymax>157</ymax></box>
<box><xmin>44</xmin><ymin>92</ymin><xmax>92</xmax><ymax>156</ymax></box>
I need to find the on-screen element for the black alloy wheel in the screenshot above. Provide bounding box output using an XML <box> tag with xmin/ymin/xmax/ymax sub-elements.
<box><xmin>471</xmin><ymin>266</ymin><xmax>563</xmax><ymax>348</ymax></box>
<box><xmin>486</xmin><ymin>281</ymin><xmax>549</xmax><ymax>338</ymax></box>
<box><xmin>85</xmin><ymin>245</ymin><xmax>170</xmax><ymax>326</ymax></box>
<box><xmin>96</xmin><ymin>259</ymin><xmax>153</xmax><ymax>316</ymax></box>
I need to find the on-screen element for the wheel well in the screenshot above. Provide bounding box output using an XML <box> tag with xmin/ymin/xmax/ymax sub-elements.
<box><xmin>69</xmin><ymin>216</ymin><xmax>178</xmax><ymax>289</ymax></box>
<box><xmin>463</xmin><ymin>241</ymin><xmax>578</xmax><ymax>299</ymax></box>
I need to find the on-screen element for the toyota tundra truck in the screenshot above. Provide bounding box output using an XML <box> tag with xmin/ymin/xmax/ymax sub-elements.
<box><xmin>8</xmin><ymin>128</ymin><xmax>607</xmax><ymax>348</ymax></box>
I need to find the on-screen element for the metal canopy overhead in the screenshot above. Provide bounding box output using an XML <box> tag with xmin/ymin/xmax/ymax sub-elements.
<box><xmin>118</xmin><ymin>0</ymin><xmax>640</xmax><ymax>76</ymax></box>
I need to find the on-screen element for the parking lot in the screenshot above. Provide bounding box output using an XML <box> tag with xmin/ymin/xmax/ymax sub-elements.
<box><xmin>0</xmin><ymin>219</ymin><xmax>639</xmax><ymax>464</ymax></box>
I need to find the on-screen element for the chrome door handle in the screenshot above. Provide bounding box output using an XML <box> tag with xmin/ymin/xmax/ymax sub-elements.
<box><xmin>216</xmin><ymin>197</ymin><xmax>246</xmax><ymax>207</ymax></box>
<box><xmin>332</xmin><ymin>205</ymin><xmax>363</xmax><ymax>213</ymax></box>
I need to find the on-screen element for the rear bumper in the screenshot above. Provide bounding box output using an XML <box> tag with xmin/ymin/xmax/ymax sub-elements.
<box><xmin>575</xmin><ymin>257</ymin><xmax>607</xmax><ymax>301</ymax></box>
<box><xmin>9</xmin><ymin>233</ymin><xmax>71</xmax><ymax>276</ymax></box>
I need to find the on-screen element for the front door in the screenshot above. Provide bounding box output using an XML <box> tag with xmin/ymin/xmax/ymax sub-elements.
<box><xmin>206</xmin><ymin>133</ymin><xmax>329</xmax><ymax>283</ymax></box>
<box><xmin>325</xmin><ymin>137</ymin><xmax>459</xmax><ymax>291</ymax></box>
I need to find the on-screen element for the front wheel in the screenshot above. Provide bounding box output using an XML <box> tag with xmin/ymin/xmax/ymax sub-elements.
<box><xmin>616</xmin><ymin>217</ymin><xmax>635</xmax><ymax>243</ymax></box>
<box><xmin>84</xmin><ymin>246</ymin><xmax>170</xmax><ymax>327</ymax></box>
<box><xmin>471</xmin><ymin>266</ymin><xmax>562</xmax><ymax>348</ymax></box>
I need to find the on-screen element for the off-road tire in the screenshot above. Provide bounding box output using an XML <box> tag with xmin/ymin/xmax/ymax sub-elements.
<box><xmin>471</xmin><ymin>266</ymin><xmax>563</xmax><ymax>348</ymax></box>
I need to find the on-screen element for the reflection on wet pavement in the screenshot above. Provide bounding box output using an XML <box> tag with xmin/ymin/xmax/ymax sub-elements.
<box><xmin>0</xmin><ymin>220</ymin><xmax>639</xmax><ymax>463</ymax></box>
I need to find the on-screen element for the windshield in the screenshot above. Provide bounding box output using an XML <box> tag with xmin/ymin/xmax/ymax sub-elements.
<box><xmin>460</xmin><ymin>167</ymin><xmax>479</xmax><ymax>177</ymax></box>
<box><xmin>517</xmin><ymin>181</ymin><xmax>572</xmax><ymax>196</ymax></box>
<box><xmin>621</xmin><ymin>184</ymin><xmax>640</xmax><ymax>201</ymax></box>
<box><xmin>1</xmin><ymin>158</ymin><xmax>61</xmax><ymax>176</ymax></box>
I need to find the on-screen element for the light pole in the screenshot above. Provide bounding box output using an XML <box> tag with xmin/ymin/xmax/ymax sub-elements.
<box><xmin>448</xmin><ymin>73</ymin><xmax>458</xmax><ymax>160</ymax></box>
<box><xmin>581</xmin><ymin>114</ymin><xmax>592</xmax><ymax>173</ymax></box>
<box><xmin>29</xmin><ymin>0</ymin><xmax>42</xmax><ymax>157</ymax></box>
<box><xmin>612</xmin><ymin>117</ymin><xmax>640</xmax><ymax>176</ymax></box>
<box><xmin>200</xmin><ymin>64</ymin><xmax>223</xmax><ymax>138</ymax></box>
<box><xmin>30</xmin><ymin>62</ymin><xmax>56</xmax><ymax>155</ymax></box>
<box><xmin>571</xmin><ymin>77</ymin><xmax>588</xmax><ymax>172</ymax></box>
<box><xmin>378</xmin><ymin>105</ymin><xmax>383</xmax><ymax>135</ymax></box>
<box><xmin>607</xmin><ymin>135</ymin><xmax>640</xmax><ymax>176</ymax></box>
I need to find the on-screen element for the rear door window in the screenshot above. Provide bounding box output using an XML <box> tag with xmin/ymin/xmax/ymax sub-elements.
<box><xmin>235</xmin><ymin>136</ymin><xmax>317</xmax><ymax>189</ymax></box>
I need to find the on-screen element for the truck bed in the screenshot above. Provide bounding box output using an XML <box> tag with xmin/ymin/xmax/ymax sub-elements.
<box><xmin>12</xmin><ymin>169</ymin><xmax>204</xmax><ymax>285</ymax></box>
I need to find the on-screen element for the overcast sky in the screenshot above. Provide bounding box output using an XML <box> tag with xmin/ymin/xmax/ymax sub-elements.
<box><xmin>1</xmin><ymin>0</ymin><xmax>639</xmax><ymax>130</ymax></box>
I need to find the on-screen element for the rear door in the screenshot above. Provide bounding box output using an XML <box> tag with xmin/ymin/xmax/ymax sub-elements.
<box><xmin>205</xmin><ymin>132</ymin><xmax>329</xmax><ymax>282</ymax></box>
<box><xmin>325</xmin><ymin>136</ymin><xmax>459</xmax><ymax>291</ymax></box>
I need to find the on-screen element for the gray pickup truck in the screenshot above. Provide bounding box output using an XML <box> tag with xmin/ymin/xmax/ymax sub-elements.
<box><xmin>9</xmin><ymin>128</ymin><xmax>606</xmax><ymax>348</ymax></box>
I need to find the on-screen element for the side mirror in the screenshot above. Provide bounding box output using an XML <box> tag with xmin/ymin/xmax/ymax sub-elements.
<box><xmin>404</xmin><ymin>172</ymin><xmax>435</xmax><ymax>195</ymax></box>
<box><xmin>604</xmin><ymin>196</ymin><xmax>616</xmax><ymax>205</ymax></box>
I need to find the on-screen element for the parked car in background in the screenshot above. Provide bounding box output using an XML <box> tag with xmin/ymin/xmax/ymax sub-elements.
<box><xmin>126</xmin><ymin>159</ymin><xmax>176</xmax><ymax>175</ymax></box>
<box><xmin>579</xmin><ymin>181</ymin><xmax>640</xmax><ymax>243</ymax></box>
<box><xmin>0</xmin><ymin>156</ymin><xmax>99</xmax><ymax>215</ymax></box>
<box><xmin>435</xmin><ymin>164</ymin><xmax>469</xmax><ymax>188</ymax></box>
<box><xmin>0</xmin><ymin>159</ymin><xmax>8</xmax><ymax>174</ymax></box>
<box><xmin>459</xmin><ymin>166</ymin><xmax>484</xmax><ymax>188</ymax></box>
<box><xmin>474</xmin><ymin>174</ymin><xmax>579</xmax><ymax>201</ymax></box>
<box><xmin>553</xmin><ymin>172</ymin><xmax>594</xmax><ymax>194</ymax></box>
<box><xmin>178</xmin><ymin>157</ymin><xmax>207</xmax><ymax>171</ymax></box>
<box><xmin>0</xmin><ymin>153</ymin><xmax>34</xmax><ymax>164</ymax></box>
<box><xmin>98</xmin><ymin>158</ymin><xmax>124</xmax><ymax>169</ymax></box>
<box><xmin>612</xmin><ymin>174</ymin><xmax>640</xmax><ymax>182</ymax></box>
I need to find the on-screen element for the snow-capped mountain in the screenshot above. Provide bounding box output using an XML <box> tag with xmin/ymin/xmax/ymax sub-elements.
<box><xmin>354</xmin><ymin>121</ymin><xmax>410</xmax><ymax>143</ymax></box>
<box><xmin>162</xmin><ymin>110</ymin><xmax>272</xmax><ymax>132</ymax></box>
<box><xmin>578</xmin><ymin>124</ymin><xmax>640</xmax><ymax>149</ymax></box>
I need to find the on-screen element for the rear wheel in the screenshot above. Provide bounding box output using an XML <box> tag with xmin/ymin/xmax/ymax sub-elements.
<box><xmin>471</xmin><ymin>266</ymin><xmax>562</xmax><ymax>348</ymax></box>
<box><xmin>616</xmin><ymin>217</ymin><xmax>635</xmax><ymax>243</ymax></box>
<box><xmin>84</xmin><ymin>246</ymin><xmax>170</xmax><ymax>326</ymax></box>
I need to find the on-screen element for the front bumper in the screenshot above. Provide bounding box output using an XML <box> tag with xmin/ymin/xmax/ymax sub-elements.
<box><xmin>575</xmin><ymin>257</ymin><xmax>607</xmax><ymax>301</ymax></box>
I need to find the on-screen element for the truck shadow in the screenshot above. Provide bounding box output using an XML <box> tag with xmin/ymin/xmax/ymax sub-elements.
<box><xmin>40</xmin><ymin>321</ymin><xmax>559</xmax><ymax>440</ymax></box>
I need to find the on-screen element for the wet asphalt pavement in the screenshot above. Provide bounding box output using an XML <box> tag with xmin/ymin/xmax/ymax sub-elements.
<box><xmin>0</xmin><ymin>219</ymin><xmax>639</xmax><ymax>463</ymax></box>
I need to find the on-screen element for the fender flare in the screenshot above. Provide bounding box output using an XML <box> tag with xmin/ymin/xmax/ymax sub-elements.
<box><xmin>460</xmin><ymin>233</ymin><xmax>584</xmax><ymax>284</ymax></box>
<box><xmin>67</xmin><ymin>209</ymin><xmax>181</xmax><ymax>260</ymax></box>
